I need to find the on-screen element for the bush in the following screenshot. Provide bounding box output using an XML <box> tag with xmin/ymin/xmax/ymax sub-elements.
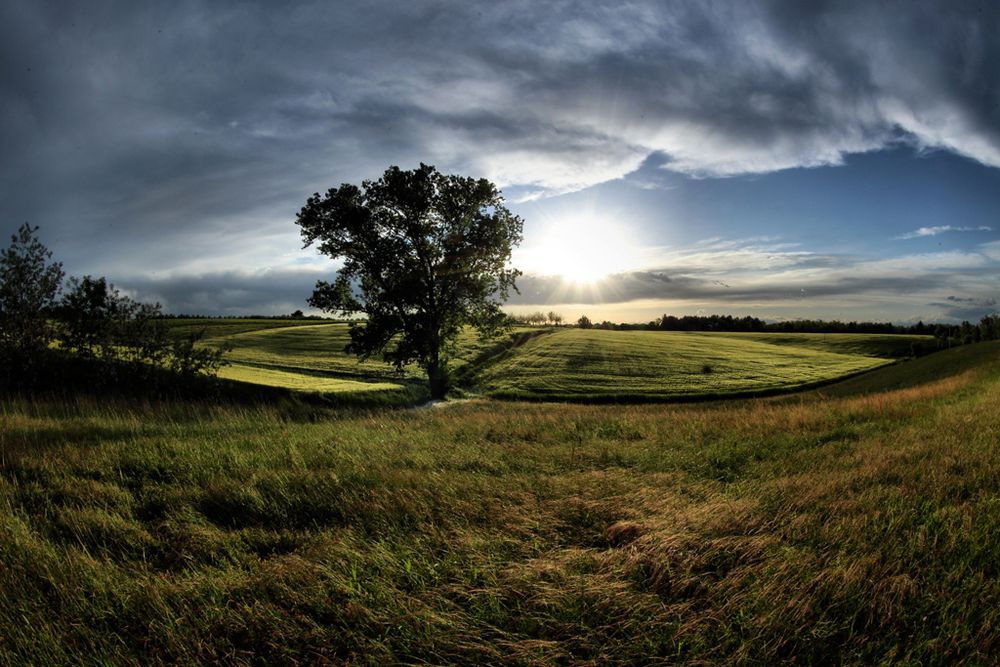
<box><xmin>57</xmin><ymin>276</ymin><xmax>227</xmax><ymax>385</ymax></box>
<box><xmin>0</xmin><ymin>224</ymin><xmax>64</xmax><ymax>387</ymax></box>
<box><xmin>59</xmin><ymin>276</ymin><xmax>169</xmax><ymax>364</ymax></box>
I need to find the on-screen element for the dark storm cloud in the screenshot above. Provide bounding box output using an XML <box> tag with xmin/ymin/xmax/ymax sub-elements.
<box><xmin>932</xmin><ymin>296</ymin><xmax>999</xmax><ymax>321</ymax></box>
<box><xmin>121</xmin><ymin>269</ymin><xmax>323</xmax><ymax>316</ymax></box>
<box><xmin>510</xmin><ymin>269</ymin><xmax>954</xmax><ymax>306</ymax></box>
<box><xmin>2</xmin><ymin>0</ymin><xmax>999</xmax><ymax>311</ymax></box>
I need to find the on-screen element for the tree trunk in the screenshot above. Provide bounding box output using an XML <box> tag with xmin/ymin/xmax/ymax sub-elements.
<box><xmin>426</xmin><ymin>360</ymin><xmax>449</xmax><ymax>400</ymax></box>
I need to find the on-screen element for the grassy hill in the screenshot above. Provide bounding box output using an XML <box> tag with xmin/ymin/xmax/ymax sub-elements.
<box><xmin>166</xmin><ymin>320</ymin><xmax>531</xmax><ymax>399</ymax></box>
<box><xmin>164</xmin><ymin>319</ymin><xmax>934</xmax><ymax>403</ymax></box>
<box><xmin>2</xmin><ymin>340</ymin><xmax>999</xmax><ymax>663</ymax></box>
<box><xmin>475</xmin><ymin>328</ymin><xmax>924</xmax><ymax>401</ymax></box>
<box><xmin>707</xmin><ymin>331</ymin><xmax>936</xmax><ymax>358</ymax></box>
<box><xmin>165</xmin><ymin>317</ymin><xmax>315</xmax><ymax>340</ymax></box>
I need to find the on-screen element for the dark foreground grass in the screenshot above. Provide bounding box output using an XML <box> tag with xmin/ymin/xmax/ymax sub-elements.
<box><xmin>2</xmin><ymin>342</ymin><xmax>1000</xmax><ymax>664</ymax></box>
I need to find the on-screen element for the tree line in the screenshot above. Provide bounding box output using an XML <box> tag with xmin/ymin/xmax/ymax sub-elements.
<box><xmin>511</xmin><ymin>311</ymin><xmax>564</xmax><ymax>326</ymax></box>
<box><xmin>0</xmin><ymin>224</ymin><xmax>226</xmax><ymax>392</ymax></box>
<box><xmin>572</xmin><ymin>312</ymin><xmax>1000</xmax><ymax>348</ymax></box>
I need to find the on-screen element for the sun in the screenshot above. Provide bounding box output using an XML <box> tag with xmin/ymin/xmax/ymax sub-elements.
<box><xmin>525</xmin><ymin>214</ymin><xmax>640</xmax><ymax>284</ymax></box>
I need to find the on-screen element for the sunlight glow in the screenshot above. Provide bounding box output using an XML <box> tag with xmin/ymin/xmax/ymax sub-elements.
<box><xmin>523</xmin><ymin>213</ymin><xmax>642</xmax><ymax>284</ymax></box>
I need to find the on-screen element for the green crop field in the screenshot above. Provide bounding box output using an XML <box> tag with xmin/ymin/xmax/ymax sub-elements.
<box><xmin>475</xmin><ymin>328</ymin><xmax>921</xmax><ymax>401</ymax></box>
<box><xmin>161</xmin><ymin>319</ymin><xmax>935</xmax><ymax>402</ymax></box>
<box><xmin>3</xmin><ymin>340</ymin><xmax>1000</xmax><ymax>663</ymax></box>
<box><xmin>165</xmin><ymin>318</ymin><xmax>318</xmax><ymax>340</ymax></box>
<box><xmin>164</xmin><ymin>320</ymin><xmax>532</xmax><ymax>396</ymax></box>
<box><xmin>216</xmin><ymin>364</ymin><xmax>405</xmax><ymax>394</ymax></box>
<box><xmin>707</xmin><ymin>331</ymin><xmax>937</xmax><ymax>358</ymax></box>
<box><xmin>211</xmin><ymin>322</ymin><xmax>415</xmax><ymax>380</ymax></box>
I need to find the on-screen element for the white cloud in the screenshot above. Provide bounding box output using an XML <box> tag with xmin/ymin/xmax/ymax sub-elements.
<box><xmin>980</xmin><ymin>240</ymin><xmax>1000</xmax><ymax>262</ymax></box>
<box><xmin>893</xmin><ymin>225</ymin><xmax>993</xmax><ymax>240</ymax></box>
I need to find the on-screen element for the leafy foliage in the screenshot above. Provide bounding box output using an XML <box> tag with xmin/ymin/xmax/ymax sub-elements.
<box><xmin>60</xmin><ymin>276</ymin><xmax>169</xmax><ymax>365</ymax></box>
<box><xmin>1</xmin><ymin>226</ymin><xmax>228</xmax><ymax>392</ymax></box>
<box><xmin>58</xmin><ymin>275</ymin><xmax>227</xmax><ymax>381</ymax></box>
<box><xmin>0</xmin><ymin>224</ymin><xmax>64</xmax><ymax>381</ymax></box>
<box><xmin>296</xmin><ymin>163</ymin><xmax>523</xmax><ymax>398</ymax></box>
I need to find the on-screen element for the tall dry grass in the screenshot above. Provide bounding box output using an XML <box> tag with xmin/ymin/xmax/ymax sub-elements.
<box><xmin>0</xmin><ymin>341</ymin><xmax>998</xmax><ymax>664</ymax></box>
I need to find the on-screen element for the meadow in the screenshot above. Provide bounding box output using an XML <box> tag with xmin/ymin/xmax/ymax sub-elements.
<box><xmin>2</xmin><ymin>336</ymin><xmax>999</xmax><ymax>663</ymax></box>
<box><xmin>461</xmin><ymin>328</ymin><xmax>929</xmax><ymax>400</ymax></box>
<box><xmin>168</xmin><ymin>320</ymin><xmax>933</xmax><ymax>403</ymax></box>
<box><xmin>177</xmin><ymin>320</ymin><xmax>533</xmax><ymax>399</ymax></box>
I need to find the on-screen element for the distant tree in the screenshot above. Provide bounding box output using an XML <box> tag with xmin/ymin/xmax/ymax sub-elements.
<box><xmin>290</xmin><ymin>309</ymin><xmax>305</xmax><ymax>318</ymax></box>
<box><xmin>167</xmin><ymin>330</ymin><xmax>229</xmax><ymax>379</ymax></box>
<box><xmin>960</xmin><ymin>320</ymin><xmax>975</xmax><ymax>345</ymax></box>
<box><xmin>547</xmin><ymin>310</ymin><xmax>563</xmax><ymax>326</ymax></box>
<box><xmin>296</xmin><ymin>163</ymin><xmax>523</xmax><ymax>399</ymax></box>
<box><xmin>981</xmin><ymin>315</ymin><xmax>1000</xmax><ymax>342</ymax></box>
<box><xmin>0</xmin><ymin>224</ymin><xmax>64</xmax><ymax>382</ymax></box>
<box><xmin>577</xmin><ymin>315</ymin><xmax>593</xmax><ymax>329</ymax></box>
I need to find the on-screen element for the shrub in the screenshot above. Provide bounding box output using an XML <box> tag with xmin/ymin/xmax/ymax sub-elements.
<box><xmin>0</xmin><ymin>224</ymin><xmax>64</xmax><ymax>386</ymax></box>
<box><xmin>58</xmin><ymin>275</ymin><xmax>227</xmax><ymax>384</ymax></box>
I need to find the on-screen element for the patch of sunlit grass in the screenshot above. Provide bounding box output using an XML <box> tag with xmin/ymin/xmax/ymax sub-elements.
<box><xmin>477</xmin><ymin>329</ymin><xmax>893</xmax><ymax>400</ymax></box>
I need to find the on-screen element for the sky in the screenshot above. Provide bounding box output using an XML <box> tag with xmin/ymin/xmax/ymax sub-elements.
<box><xmin>2</xmin><ymin>0</ymin><xmax>999</xmax><ymax>324</ymax></box>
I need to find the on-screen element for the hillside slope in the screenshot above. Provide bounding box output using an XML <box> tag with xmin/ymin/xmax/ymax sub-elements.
<box><xmin>476</xmin><ymin>328</ymin><xmax>899</xmax><ymax>401</ymax></box>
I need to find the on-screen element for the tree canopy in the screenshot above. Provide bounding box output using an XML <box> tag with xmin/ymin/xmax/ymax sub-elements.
<box><xmin>296</xmin><ymin>163</ymin><xmax>523</xmax><ymax>398</ymax></box>
<box><xmin>0</xmin><ymin>224</ymin><xmax>64</xmax><ymax>380</ymax></box>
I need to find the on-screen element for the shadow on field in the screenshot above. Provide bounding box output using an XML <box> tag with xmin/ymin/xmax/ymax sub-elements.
<box><xmin>812</xmin><ymin>341</ymin><xmax>1000</xmax><ymax>398</ymax></box>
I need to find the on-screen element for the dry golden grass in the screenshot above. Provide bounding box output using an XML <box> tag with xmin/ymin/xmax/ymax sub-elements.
<box><xmin>1</xmin><ymin>341</ymin><xmax>999</xmax><ymax>664</ymax></box>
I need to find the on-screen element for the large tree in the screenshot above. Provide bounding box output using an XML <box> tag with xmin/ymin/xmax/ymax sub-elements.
<box><xmin>296</xmin><ymin>164</ymin><xmax>523</xmax><ymax>399</ymax></box>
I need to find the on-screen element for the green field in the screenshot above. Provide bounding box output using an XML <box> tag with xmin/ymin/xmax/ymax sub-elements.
<box><xmin>3</xmin><ymin>340</ymin><xmax>1000</xmax><ymax>663</ymax></box>
<box><xmin>217</xmin><ymin>364</ymin><xmax>404</xmax><ymax>393</ymax></box>
<box><xmin>475</xmin><ymin>329</ymin><xmax>914</xmax><ymax>400</ymax></box>
<box><xmin>165</xmin><ymin>319</ymin><xmax>934</xmax><ymax>402</ymax></box>
<box><xmin>213</xmin><ymin>322</ymin><xmax>417</xmax><ymax>379</ymax></box>
<box><xmin>165</xmin><ymin>318</ymin><xmax>318</xmax><ymax>340</ymax></box>
<box><xmin>708</xmin><ymin>331</ymin><xmax>937</xmax><ymax>358</ymax></box>
<box><xmin>167</xmin><ymin>320</ymin><xmax>524</xmax><ymax>397</ymax></box>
